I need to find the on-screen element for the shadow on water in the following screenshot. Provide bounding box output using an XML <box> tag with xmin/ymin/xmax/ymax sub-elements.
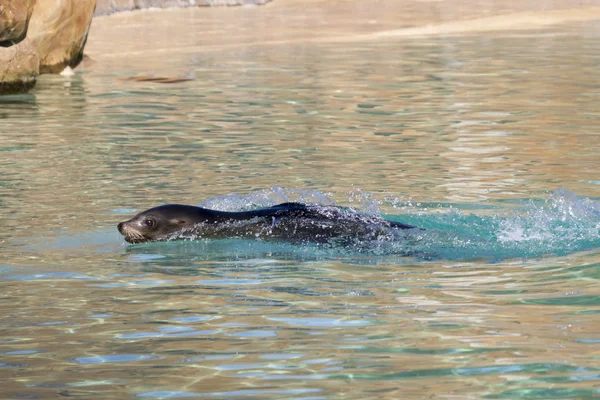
<box><xmin>0</xmin><ymin>94</ymin><xmax>38</xmax><ymax>121</ymax></box>
<box><xmin>0</xmin><ymin>93</ymin><xmax>37</xmax><ymax>106</ymax></box>
<box><xmin>0</xmin><ymin>74</ymin><xmax>90</xmax><ymax>120</ymax></box>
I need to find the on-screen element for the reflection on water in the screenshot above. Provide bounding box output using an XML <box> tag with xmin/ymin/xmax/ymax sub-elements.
<box><xmin>1</xmin><ymin>10</ymin><xmax>600</xmax><ymax>400</ymax></box>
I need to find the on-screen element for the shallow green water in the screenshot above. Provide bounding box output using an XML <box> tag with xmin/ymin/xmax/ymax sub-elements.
<box><xmin>2</xmin><ymin>20</ymin><xmax>600</xmax><ymax>400</ymax></box>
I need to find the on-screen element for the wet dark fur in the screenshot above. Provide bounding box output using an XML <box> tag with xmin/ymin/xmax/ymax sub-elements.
<box><xmin>117</xmin><ymin>202</ymin><xmax>418</xmax><ymax>244</ymax></box>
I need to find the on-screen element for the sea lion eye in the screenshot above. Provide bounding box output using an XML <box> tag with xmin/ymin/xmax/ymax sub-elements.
<box><xmin>143</xmin><ymin>219</ymin><xmax>155</xmax><ymax>227</ymax></box>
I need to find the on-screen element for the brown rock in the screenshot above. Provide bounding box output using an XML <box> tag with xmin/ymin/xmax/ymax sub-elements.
<box><xmin>0</xmin><ymin>38</ymin><xmax>39</xmax><ymax>94</ymax></box>
<box><xmin>27</xmin><ymin>0</ymin><xmax>97</xmax><ymax>73</ymax></box>
<box><xmin>0</xmin><ymin>0</ymin><xmax>36</xmax><ymax>44</ymax></box>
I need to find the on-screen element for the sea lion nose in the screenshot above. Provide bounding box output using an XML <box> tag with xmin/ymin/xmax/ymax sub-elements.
<box><xmin>117</xmin><ymin>222</ymin><xmax>124</xmax><ymax>234</ymax></box>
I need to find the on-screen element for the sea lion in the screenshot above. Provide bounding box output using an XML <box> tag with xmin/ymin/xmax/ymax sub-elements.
<box><xmin>117</xmin><ymin>202</ymin><xmax>418</xmax><ymax>244</ymax></box>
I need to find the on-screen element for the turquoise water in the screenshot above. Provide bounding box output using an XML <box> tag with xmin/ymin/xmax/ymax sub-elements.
<box><xmin>115</xmin><ymin>187</ymin><xmax>600</xmax><ymax>262</ymax></box>
<box><xmin>2</xmin><ymin>17</ymin><xmax>600</xmax><ymax>400</ymax></box>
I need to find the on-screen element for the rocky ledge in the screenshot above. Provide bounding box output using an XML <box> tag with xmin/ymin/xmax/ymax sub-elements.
<box><xmin>0</xmin><ymin>0</ymin><xmax>272</xmax><ymax>95</ymax></box>
<box><xmin>95</xmin><ymin>0</ymin><xmax>272</xmax><ymax>16</ymax></box>
<box><xmin>0</xmin><ymin>39</ymin><xmax>38</xmax><ymax>94</ymax></box>
<box><xmin>0</xmin><ymin>0</ymin><xmax>96</xmax><ymax>94</ymax></box>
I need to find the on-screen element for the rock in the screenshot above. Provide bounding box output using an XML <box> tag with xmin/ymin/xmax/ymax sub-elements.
<box><xmin>0</xmin><ymin>0</ymin><xmax>36</xmax><ymax>44</ymax></box>
<box><xmin>26</xmin><ymin>0</ymin><xmax>97</xmax><ymax>73</ymax></box>
<box><xmin>1</xmin><ymin>0</ymin><xmax>96</xmax><ymax>93</ymax></box>
<box><xmin>0</xmin><ymin>38</ymin><xmax>39</xmax><ymax>94</ymax></box>
<box><xmin>94</xmin><ymin>0</ymin><xmax>272</xmax><ymax>16</ymax></box>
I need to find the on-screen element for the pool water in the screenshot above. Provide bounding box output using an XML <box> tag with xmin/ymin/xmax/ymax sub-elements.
<box><xmin>1</xmin><ymin>8</ymin><xmax>600</xmax><ymax>400</ymax></box>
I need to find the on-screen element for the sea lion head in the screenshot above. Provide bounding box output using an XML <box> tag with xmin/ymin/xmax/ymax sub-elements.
<box><xmin>117</xmin><ymin>204</ymin><xmax>201</xmax><ymax>243</ymax></box>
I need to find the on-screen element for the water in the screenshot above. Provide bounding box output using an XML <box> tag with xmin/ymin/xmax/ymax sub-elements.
<box><xmin>2</xmin><ymin>8</ymin><xmax>600</xmax><ymax>399</ymax></box>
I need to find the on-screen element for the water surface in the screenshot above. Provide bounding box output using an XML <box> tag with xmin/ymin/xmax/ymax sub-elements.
<box><xmin>1</xmin><ymin>10</ymin><xmax>600</xmax><ymax>400</ymax></box>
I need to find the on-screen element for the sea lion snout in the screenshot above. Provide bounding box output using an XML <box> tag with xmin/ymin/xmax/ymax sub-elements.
<box><xmin>117</xmin><ymin>219</ymin><xmax>147</xmax><ymax>243</ymax></box>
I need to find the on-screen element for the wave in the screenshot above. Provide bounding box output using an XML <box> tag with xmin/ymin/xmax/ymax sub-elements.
<box><xmin>123</xmin><ymin>186</ymin><xmax>600</xmax><ymax>261</ymax></box>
